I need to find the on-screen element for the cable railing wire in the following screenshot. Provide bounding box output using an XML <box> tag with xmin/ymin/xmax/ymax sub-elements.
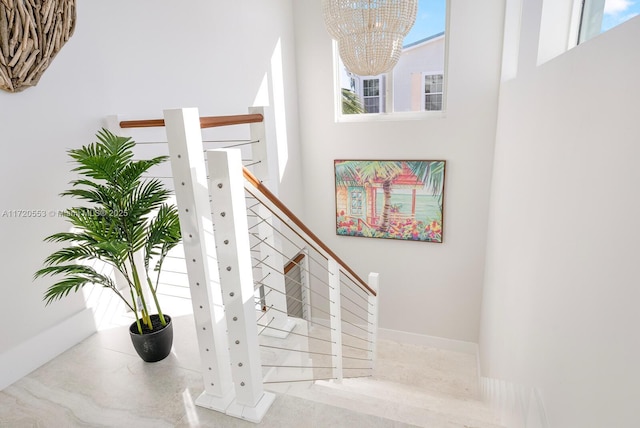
<box><xmin>249</xmin><ymin>204</ymin><xmax>370</xmax><ymax>316</ymax></box>
<box><xmin>342</xmin><ymin>354</ymin><xmax>373</xmax><ymax>362</ymax></box>
<box><xmin>130</xmin><ymin>139</ymin><xmax>260</xmax><ymax>146</ymax></box>
<box><xmin>251</xmin><ymin>253</ymin><xmax>335</xmax><ymax>296</ymax></box>
<box><xmin>341</xmin><ymin>329</ymin><xmax>373</xmax><ymax>345</ymax></box>
<box><xmin>253</xmin><ymin>263</ymin><xmax>333</xmax><ymax>306</ymax></box>
<box><xmin>247</xmin><ymin>209</ymin><xmax>336</xmax><ymax>271</ymax></box>
<box><xmin>340</xmin><ymin>304</ymin><xmax>371</xmax><ymax>326</ymax></box>
<box><xmin>254</xmin><ymin>282</ymin><xmax>334</xmax><ymax>319</ymax></box>
<box><xmin>246</xmin><ymin>205</ymin><xmax>336</xmax><ymax>276</ymax></box>
<box><xmin>261</xmin><ymin>303</ymin><xmax>336</xmax><ymax>324</ymax></box>
<box><xmin>249</xmin><ymin>230</ymin><xmax>333</xmax><ymax>288</ymax></box>
<box><xmin>263</xmin><ymin>378</ymin><xmax>336</xmax><ymax>384</ymax></box>
<box><xmin>342</xmin><ymin>343</ymin><xmax>371</xmax><ymax>353</ymax></box>
<box><xmin>339</xmin><ymin>293</ymin><xmax>373</xmax><ymax>318</ymax></box>
<box><xmin>341</xmin><ymin>318</ymin><xmax>370</xmax><ymax>335</ymax></box>
<box><xmin>257</xmin><ymin>324</ymin><xmax>335</xmax><ymax>345</ymax></box>
<box><xmin>259</xmin><ymin>344</ymin><xmax>336</xmax><ymax>358</ymax></box>
<box><xmin>340</xmin><ymin>276</ymin><xmax>371</xmax><ymax>305</ymax></box>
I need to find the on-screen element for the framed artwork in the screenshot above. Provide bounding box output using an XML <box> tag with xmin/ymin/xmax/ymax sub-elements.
<box><xmin>334</xmin><ymin>160</ymin><xmax>446</xmax><ymax>243</ymax></box>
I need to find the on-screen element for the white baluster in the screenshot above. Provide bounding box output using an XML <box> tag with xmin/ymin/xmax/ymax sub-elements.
<box><xmin>367</xmin><ymin>272</ymin><xmax>380</xmax><ymax>371</ymax></box>
<box><xmin>328</xmin><ymin>259</ymin><xmax>343</xmax><ymax>383</ymax></box>
<box><xmin>301</xmin><ymin>248</ymin><xmax>311</xmax><ymax>323</ymax></box>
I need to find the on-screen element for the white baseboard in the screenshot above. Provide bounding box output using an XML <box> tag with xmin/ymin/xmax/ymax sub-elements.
<box><xmin>479</xmin><ymin>376</ymin><xmax>550</xmax><ymax>428</ymax></box>
<box><xmin>377</xmin><ymin>327</ymin><xmax>479</xmax><ymax>354</ymax></box>
<box><xmin>0</xmin><ymin>308</ymin><xmax>96</xmax><ymax>390</ymax></box>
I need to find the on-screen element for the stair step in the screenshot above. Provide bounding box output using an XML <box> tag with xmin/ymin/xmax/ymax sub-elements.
<box><xmin>283</xmin><ymin>378</ymin><xmax>504</xmax><ymax>428</ymax></box>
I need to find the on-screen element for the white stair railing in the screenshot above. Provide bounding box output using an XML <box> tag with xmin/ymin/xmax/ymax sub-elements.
<box><xmin>109</xmin><ymin>107</ymin><xmax>379</xmax><ymax>424</ymax></box>
<box><xmin>241</xmin><ymin>163</ymin><xmax>379</xmax><ymax>385</ymax></box>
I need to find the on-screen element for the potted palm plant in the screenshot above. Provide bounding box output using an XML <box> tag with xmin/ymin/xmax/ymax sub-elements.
<box><xmin>35</xmin><ymin>129</ymin><xmax>181</xmax><ymax>362</ymax></box>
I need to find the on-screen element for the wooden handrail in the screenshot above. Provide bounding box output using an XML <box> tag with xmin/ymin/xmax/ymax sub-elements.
<box><xmin>243</xmin><ymin>167</ymin><xmax>377</xmax><ymax>297</ymax></box>
<box><xmin>119</xmin><ymin>113</ymin><xmax>264</xmax><ymax>129</ymax></box>
<box><xmin>284</xmin><ymin>253</ymin><xmax>306</xmax><ymax>275</ymax></box>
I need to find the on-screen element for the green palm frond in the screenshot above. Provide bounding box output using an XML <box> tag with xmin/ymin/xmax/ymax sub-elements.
<box><xmin>68</xmin><ymin>133</ymin><xmax>135</xmax><ymax>182</ymax></box>
<box><xmin>41</xmin><ymin>245</ymin><xmax>102</xmax><ymax>266</ymax></box>
<box><xmin>404</xmin><ymin>161</ymin><xmax>445</xmax><ymax>195</ymax></box>
<box><xmin>341</xmin><ymin>88</ymin><xmax>364</xmax><ymax>114</ymax></box>
<box><xmin>358</xmin><ymin>161</ymin><xmax>403</xmax><ymax>182</ymax></box>
<box><xmin>123</xmin><ymin>179</ymin><xmax>171</xmax><ymax>223</ymax></box>
<box><xmin>62</xmin><ymin>208</ymin><xmax>122</xmax><ymax>243</ymax></box>
<box><xmin>334</xmin><ymin>161</ymin><xmax>362</xmax><ymax>187</ymax></box>
<box><xmin>117</xmin><ymin>157</ymin><xmax>168</xmax><ymax>187</ymax></box>
<box><xmin>145</xmin><ymin>204</ymin><xmax>181</xmax><ymax>272</ymax></box>
<box><xmin>36</xmin><ymin>264</ymin><xmax>120</xmax><ymax>306</ymax></box>
<box><xmin>61</xmin><ymin>180</ymin><xmax>117</xmax><ymax>206</ymax></box>
<box><xmin>44</xmin><ymin>230</ymin><xmax>98</xmax><ymax>244</ymax></box>
<box><xmin>35</xmin><ymin>129</ymin><xmax>182</xmax><ymax>333</ymax></box>
<box><xmin>336</xmin><ymin>160</ymin><xmax>445</xmax><ymax>196</ymax></box>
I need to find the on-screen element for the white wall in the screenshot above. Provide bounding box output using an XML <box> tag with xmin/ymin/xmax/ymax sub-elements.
<box><xmin>0</xmin><ymin>0</ymin><xmax>300</xmax><ymax>380</ymax></box>
<box><xmin>293</xmin><ymin>0</ymin><xmax>505</xmax><ymax>344</ymax></box>
<box><xmin>480</xmin><ymin>3</ymin><xmax>640</xmax><ymax>426</ymax></box>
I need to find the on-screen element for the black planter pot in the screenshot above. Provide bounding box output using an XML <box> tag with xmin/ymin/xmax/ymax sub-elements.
<box><xmin>129</xmin><ymin>314</ymin><xmax>173</xmax><ymax>363</ymax></box>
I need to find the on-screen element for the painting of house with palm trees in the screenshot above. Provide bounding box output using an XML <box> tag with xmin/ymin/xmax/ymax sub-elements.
<box><xmin>334</xmin><ymin>160</ymin><xmax>446</xmax><ymax>243</ymax></box>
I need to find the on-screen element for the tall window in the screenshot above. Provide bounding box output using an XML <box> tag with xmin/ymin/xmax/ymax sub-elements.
<box><xmin>338</xmin><ymin>0</ymin><xmax>447</xmax><ymax>117</ymax></box>
<box><xmin>363</xmin><ymin>78</ymin><xmax>382</xmax><ymax>113</ymax></box>
<box><xmin>424</xmin><ymin>74</ymin><xmax>444</xmax><ymax>111</ymax></box>
<box><xmin>578</xmin><ymin>0</ymin><xmax>640</xmax><ymax>44</ymax></box>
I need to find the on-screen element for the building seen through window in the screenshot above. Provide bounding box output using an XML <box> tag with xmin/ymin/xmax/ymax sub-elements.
<box><xmin>339</xmin><ymin>0</ymin><xmax>447</xmax><ymax>115</ymax></box>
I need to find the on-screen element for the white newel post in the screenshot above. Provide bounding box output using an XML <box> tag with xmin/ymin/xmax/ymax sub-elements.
<box><xmin>328</xmin><ymin>259</ymin><xmax>343</xmax><ymax>383</ymax></box>
<box><xmin>163</xmin><ymin>108</ymin><xmax>235</xmax><ymax>411</ymax></box>
<box><xmin>207</xmin><ymin>148</ymin><xmax>275</xmax><ymax>423</ymax></box>
<box><xmin>367</xmin><ymin>273</ymin><xmax>380</xmax><ymax>371</ymax></box>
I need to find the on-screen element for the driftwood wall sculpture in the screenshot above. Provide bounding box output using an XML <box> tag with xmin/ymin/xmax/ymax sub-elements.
<box><xmin>0</xmin><ymin>0</ymin><xmax>76</xmax><ymax>93</ymax></box>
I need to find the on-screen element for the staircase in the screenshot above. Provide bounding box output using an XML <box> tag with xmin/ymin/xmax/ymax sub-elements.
<box><xmin>103</xmin><ymin>107</ymin><xmax>503</xmax><ymax>427</ymax></box>
<box><xmin>271</xmin><ymin>338</ymin><xmax>504</xmax><ymax>427</ymax></box>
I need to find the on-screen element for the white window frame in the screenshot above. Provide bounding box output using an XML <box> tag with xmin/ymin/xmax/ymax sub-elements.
<box><xmin>568</xmin><ymin>0</ymin><xmax>639</xmax><ymax>48</ymax></box>
<box><xmin>331</xmin><ymin>2</ymin><xmax>450</xmax><ymax>123</ymax></box>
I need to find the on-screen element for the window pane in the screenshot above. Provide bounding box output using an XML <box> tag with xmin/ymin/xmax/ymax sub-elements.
<box><xmin>579</xmin><ymin>0</ymin><xmax>640</xmax><ymax>44</ymax></box>
<box><xmin>364</xmin><ymin>98</ymin><xmax>380</xmax><ymax>113</ymax></box>
<box><xmin>424</xmin><ymin>74</ymin><xmax>443</xmax><ymax>111</ymax></box>
<box><xmin>364</xmin><ymin>79</ymin><xmax>379</xmax><ymax>97</ymax></box>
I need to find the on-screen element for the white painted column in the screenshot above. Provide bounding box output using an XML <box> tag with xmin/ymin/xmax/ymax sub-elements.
<box><xmin>163</xmin><ymin>108</ymin><xmax>235</xmax><ymax>412</ymax></box>
<box><xmin>328</xmin><ymin>259</ymin><xmax>343</xmax><ymax>383</ymax></box>
<box><xmin>367</xmin><ymin>272</ymin><xmax>380</xmax><ymax>371</ymax></box>
<box><xmin>207</xmin><ymin>148</ymin><xmax>275</xmax><ymax>423</ymax></box>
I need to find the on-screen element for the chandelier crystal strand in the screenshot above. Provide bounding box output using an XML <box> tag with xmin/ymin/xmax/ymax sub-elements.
<box><xmin>322</xmin><ymin>0</ymin><xmax>418</xmax><ymax>76</ymax></box>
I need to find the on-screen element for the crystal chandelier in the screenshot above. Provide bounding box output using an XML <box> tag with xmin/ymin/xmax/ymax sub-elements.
<box><xmin>322</xmin><ymin>0</ymin><xmax>418</xmax><ymax>76</ymax></box>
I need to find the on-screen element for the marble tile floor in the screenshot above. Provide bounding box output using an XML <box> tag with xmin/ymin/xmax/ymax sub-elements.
<box><xmin>0</xmin><ymin>314</ymin><xmax>503</xmax><ymax>428</ymax></box>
